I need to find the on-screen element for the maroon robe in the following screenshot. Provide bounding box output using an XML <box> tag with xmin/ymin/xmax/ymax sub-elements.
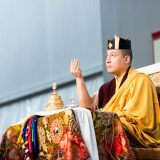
<box><xmin>98</xmin><ymin>67</ymin><xmax>131</xmax><ymax>109</ymax></box>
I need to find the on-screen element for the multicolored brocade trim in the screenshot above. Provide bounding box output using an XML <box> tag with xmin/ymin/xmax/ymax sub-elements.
<box><xmin>22</xmin><ymin>115</ymin><xmax>42</xmax><ymax>160</ymax></box>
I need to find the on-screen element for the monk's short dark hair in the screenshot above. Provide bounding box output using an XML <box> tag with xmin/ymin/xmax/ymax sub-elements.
<box><xmin>121</xmin><ymin>49</ymin><xmax>133</xmax><ymax>64</ymax></box>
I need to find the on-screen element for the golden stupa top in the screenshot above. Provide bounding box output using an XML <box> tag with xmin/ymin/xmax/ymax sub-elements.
<box><xmin>45</xmin><ymin>82</ymin><xmax>64</xmax><ymax>111</ymax></box>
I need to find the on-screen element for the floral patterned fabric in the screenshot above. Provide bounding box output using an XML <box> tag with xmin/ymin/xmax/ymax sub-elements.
<box><xmin>36</xmin><ymin>109</ymin><xmax>90</xmax><ymax>160</ymax></box>
<box><xmin>0</xmin><ymin>110</ymin><xmax>90</xmax><ymax>160</ymax></box>
<box><xmin>92</xmin><ymin>111</ymin><xmax>135</xmax><ymax>160</ymax></box>
<box><xmin>0</xmin><ymin>109</ymin><xmax>135</xmax><ymax>160</ymax></box>
<box><xmin>0</xmin><ymin>124</ymin><xmax>24</xmax><ymax>160</ymax></box>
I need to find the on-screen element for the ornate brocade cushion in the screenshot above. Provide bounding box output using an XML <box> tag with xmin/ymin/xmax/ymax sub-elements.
<box><xmin>133</xmin><ymin>147</ymin><xmax>160</xmax><ymax>160</ymax></box>
<box><xmin>149</xmin><ymin>72</ymin><xmax>160</xmax><ymax>94</ymax></box>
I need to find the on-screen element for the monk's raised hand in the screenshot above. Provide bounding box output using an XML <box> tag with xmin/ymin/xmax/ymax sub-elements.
<box><xmin>70</xmin><ymin>59</ymin><xmax>83</xmax><ymax>78</ymax></box>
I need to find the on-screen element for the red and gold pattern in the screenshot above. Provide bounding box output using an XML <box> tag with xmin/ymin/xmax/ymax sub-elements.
<box><xmin>0</xmin><ymin>124</ymin><xmax>24</xmax><ymax>160</ymax></box>
<box><xmin>37</xmin><ymin>110</ymin><xmax>90</xmax><ymax>160</ymax></box>
<box><xmin>0</xmin><ymin>109</ymin><xmax>135</xmax><ymax>160</ymax></box>
<box><xmin>92</xmin><ymin>111</ymin><xmax>135</xmax><ymax>160</ymax></box>
<box><xmin>0</xmin><ymin>110</ymin><xmax>90</xmax><ymax>160</ymax></box>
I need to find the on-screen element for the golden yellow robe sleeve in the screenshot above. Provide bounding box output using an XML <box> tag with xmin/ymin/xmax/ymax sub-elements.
<box><xmin>102</xmin><ymin>68</ymin><xmax>160</xmax><ymax>147</ymax></box>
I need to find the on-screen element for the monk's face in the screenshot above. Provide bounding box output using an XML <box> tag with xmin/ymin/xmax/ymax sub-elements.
<box><xmin>106</xmin><ymin>49</ymin><xmax>129</xmax><ymax>75</ymax></box>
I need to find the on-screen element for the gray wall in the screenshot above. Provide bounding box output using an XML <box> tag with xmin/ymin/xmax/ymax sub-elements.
<box><xmin>0</xmin><ymin>0</ymin><xmax>160</xmax><ymax>105</ymax></box>
<box><xmin>0</xmin><ymin>0</ymin><xmax>103</xmax><ymax>105</ymax></box>
<box><xmin>100</xmin><ymin>0</ymin><xmax>160</xmax><ymax>81</ymax></box>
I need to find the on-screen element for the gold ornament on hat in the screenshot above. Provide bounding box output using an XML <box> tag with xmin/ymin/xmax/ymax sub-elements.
<box><xmin>108</xmin><ymin>42</ymin><xmax>113</xmax><ymax>49</ymax></box>
<box><xmin>45</xmin><ymin>82</ymin><xmax>64</xmax><ymax>111</ymax></box>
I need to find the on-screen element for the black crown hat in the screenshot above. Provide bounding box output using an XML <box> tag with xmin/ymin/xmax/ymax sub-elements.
<box><xmin>107</xmin><ymin>35</ymin><xmax>131</xmax><ymax>50</ymax></box>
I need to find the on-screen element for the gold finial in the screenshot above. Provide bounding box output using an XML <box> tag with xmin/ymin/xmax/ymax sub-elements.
<box><xmin>45</xmin><ymin>82</ymin><xmax>64</xmax><ymax>111</ymax></box>
<box><xmin>52</xmin><ymin>82</ymin><xmax>57</xmax><ymax>91</ymax></box>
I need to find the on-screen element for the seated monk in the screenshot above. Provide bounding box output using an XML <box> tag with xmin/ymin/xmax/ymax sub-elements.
<box><xmin>70</xmin><ymin>35</ymin><xmax>160</xmax><ymax>148</ymax></box>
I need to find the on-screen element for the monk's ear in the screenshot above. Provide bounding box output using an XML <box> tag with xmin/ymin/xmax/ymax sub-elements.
<box><xmin>124</xmin><ymin>55</ymin><xmax>131</xmax><ymax>64</ymax></box>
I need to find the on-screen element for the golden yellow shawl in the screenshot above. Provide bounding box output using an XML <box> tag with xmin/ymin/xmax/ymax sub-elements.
<box><xmin>102</xmin><ymin>67</ymin><xmax>160</xmax><ymax>147</ymax></box>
